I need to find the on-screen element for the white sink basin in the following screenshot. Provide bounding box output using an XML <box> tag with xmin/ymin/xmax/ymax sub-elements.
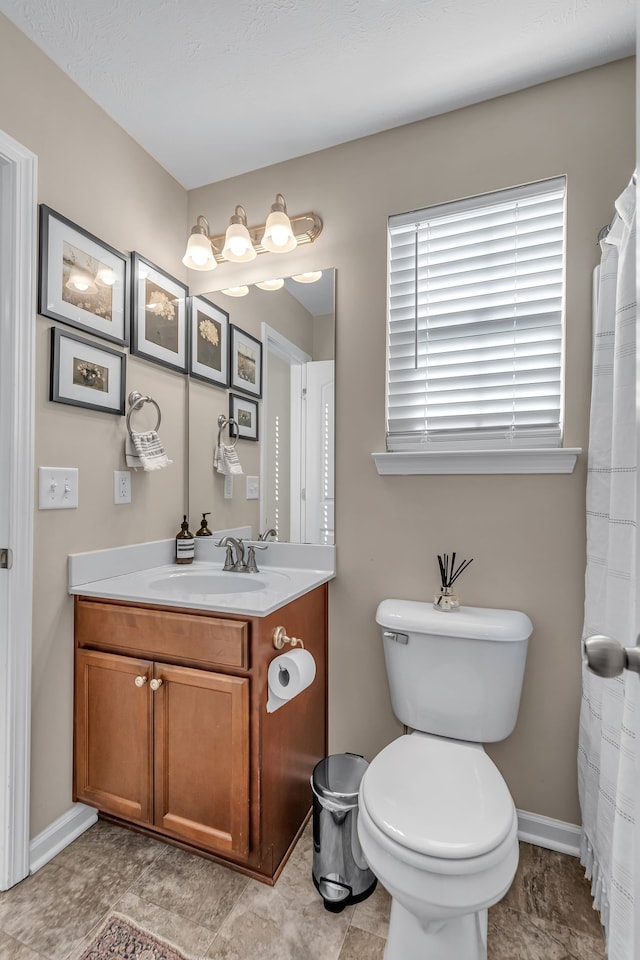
<box><xmin>147</xmin><ymin>569</ymin><xmax>290</xmax><ymax>599</ymax></box>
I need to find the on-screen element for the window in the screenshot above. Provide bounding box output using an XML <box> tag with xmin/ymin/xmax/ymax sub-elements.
<box><xmin>386</xmin><ymin>177</ymin><xmax>567</xmax><ymax>453</ymax></box>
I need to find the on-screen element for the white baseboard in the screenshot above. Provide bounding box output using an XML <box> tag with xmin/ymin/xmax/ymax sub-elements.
<box><xmin>517</xmin><ymin>809</ymin><xmax>582</xmax><ymax>857</ymax></box>
<box><xmin>29</xmin><ymin>802</ymin><xmax>98</xmax><ymax>875</ymax></box>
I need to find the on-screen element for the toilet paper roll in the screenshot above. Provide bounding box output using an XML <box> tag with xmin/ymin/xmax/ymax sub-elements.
<box><xmin>267</xmin><ymin>648</ymin><xmax>316</xmax><ymax>714</ymax></box>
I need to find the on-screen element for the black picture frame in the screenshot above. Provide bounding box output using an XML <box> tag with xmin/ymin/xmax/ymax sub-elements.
<box><xmin>50</xmin><ymin>326</ymin><xmax>126</xmax><ymax>415</ymax></box>
<box><xmin>229</xmin><ymin>324</ymin><xmax>262</xmax><ymax>398</ymax></box>
<box><xmin>188</xmin><ymin>295</ymin><xmax>230</xmax><ymax>388</ymax></box>
<box><xmin>38</xmin><ymin>205</ymin><xmax>129</xmax><ymax>345</ymax></box>
<box><xmin>229</xmin><ymin>392</ymin><xmax>259</xmax><ymax>441</ymax></box>
<box><xmin>131</xmin><ymin>251</ymin><xmax>189</xmax><ymax>373</ymax></box>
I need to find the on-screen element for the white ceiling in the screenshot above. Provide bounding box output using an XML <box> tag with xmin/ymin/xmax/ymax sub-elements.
<box><xmin>0</xmin><ymin>0</ymin><xmax>635</xmax><ymax>189</ymax></box>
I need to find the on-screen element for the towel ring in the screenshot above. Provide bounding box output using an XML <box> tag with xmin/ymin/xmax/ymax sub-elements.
<box><xmin>127</xmin><ymin>391</ymin><xmax>161</xmax><ymax>437</ymax></box>
<box><xmin>217</xmin><ymin>414</ymin><xmax>240</xmax><ymax>449</ymax></box>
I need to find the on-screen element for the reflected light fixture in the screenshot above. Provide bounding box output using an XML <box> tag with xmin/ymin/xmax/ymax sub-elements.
<box><xmin>65</xmin><ymin>265</ymin><xmax>98</xmax><ymax>294</ymax></box>
<box><xmin>221</xmin><ymin>285</ymin><xmax>250</xmax><ymax>297</ymax></box>
<box><xmin>182</xmin><ymin>215</ymin><xmax>217</xmax><ymax>271</ymax></box>
<box><xmin>222</xmin><ymin>206</ymin><xmax>257</xmax><ymax>263</ymax></box>
<box><xmin>95</xmin><ymin>265</ymin><xmax>116</xmax><ymax>286</ymax></box>
<box><xmin>291</xmin><ymin>271</ymin><xmax>323</xmax><ymax>283</ymax></box>
<box><xmin>255</xmin><ymin>278</ymin><xmax>284</xmax><ymax>291</ymax></box>
<box><xmin>183</xmin><ymin>194</ymin><xmax>322</xmax><ymax>270</ymax></box>
<box><xmin>261</xmin><ymin>194</ymin><xmax>296</xmax><ymax>253</ymax></box>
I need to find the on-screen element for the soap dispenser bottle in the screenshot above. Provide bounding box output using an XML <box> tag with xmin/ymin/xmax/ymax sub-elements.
<box><xmin>175</xmin><ymin>515</ymin><xmax>195</xmax><ymax>564</ymax></box>
<box><xmin>196</xmin><ymin>512</ymin><xmax>213</xmax><ymax>537</ymax></box>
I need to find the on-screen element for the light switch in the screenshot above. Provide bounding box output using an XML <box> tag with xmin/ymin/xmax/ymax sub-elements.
<box><xmin>246</xmin><ymin>476</ymin><xmax>259</xmax><ymax>500</ymax></box>
<box><xmin>38</xmin><ymin>467</ymin><xmax>79</xmax><ymax>509</ymax></box>
<box><xmin>224</xmin><ymin>475</ymin><xmax>233</xmax><ymax>499</ymax></box>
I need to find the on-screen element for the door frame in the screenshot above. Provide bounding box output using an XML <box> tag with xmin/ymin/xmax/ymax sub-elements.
<box><xmin>0</xmin><ymin>130</ymin><xmax>36</xmax><ymax>890</ymax></box>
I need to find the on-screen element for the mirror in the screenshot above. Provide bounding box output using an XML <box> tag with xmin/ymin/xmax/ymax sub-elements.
<box><xmin>188</xmin><ymin>269</ymin><xmax>335</xmax><ymax>544</ymax></box>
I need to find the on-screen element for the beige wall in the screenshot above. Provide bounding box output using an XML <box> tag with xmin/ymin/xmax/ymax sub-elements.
<box><xmin>0</xmin><ymin>5</ymin><xmax>635</xmax><ymax>840</ymax></box>
<box><xmin>0</xmin><ymin>14</ymin><xmax>189</xmax><ymax>836</ymax></box>
<box><xmin>190</xmin><ymin>58</ymin><xmax>635</xmax><ymax>824</ymax></box>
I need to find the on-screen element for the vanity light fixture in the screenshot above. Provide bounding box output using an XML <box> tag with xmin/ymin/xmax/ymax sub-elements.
<box><xmin>255</xmin><ymin>278</ymin><xmax>284</xmax><ymax>291</ymax></box>
<box><xmin>182</xmin><ymin>194</ymin><xmax>322</xmax><ymax>270</ymax></box>
<box><xmin>291</xmin><ymin>271</ymin><xmax>323</xmax><ymax>283</ymax></box>
<box><xmin>65</xmin><ymin>265</ymin><xmax>98</xmax><ymax>294</ymax></box>
<box><xmin>261</xmin><ymin>194</ymin><xmax>297</xmax><ymax>253</ymax></box>
<box><xmin>182</xmin><ymin>215</ymin><xmax>218</xmax><ymax>271</ymax></box>
<box><xmin>221</xmin><ymin>285</ymin><xmax>250</xmax><ymax>297</ymax></box>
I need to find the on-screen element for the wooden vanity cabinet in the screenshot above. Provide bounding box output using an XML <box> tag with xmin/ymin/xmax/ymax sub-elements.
<box><xmin>73</xmin><ymin>584</ymin><xmax>327</xmax><ymax>882</ymax></box>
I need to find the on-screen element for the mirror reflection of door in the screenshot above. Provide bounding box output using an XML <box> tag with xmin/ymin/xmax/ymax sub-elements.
<box><xmin>259</xmin><ymin>269</ymin><xmax>335</xmax><ymax>544</ymax></box>
<box><xmin>294</xmin><ymin>360</ymin><xmax>335</xmax><ymax>545</ymax></box>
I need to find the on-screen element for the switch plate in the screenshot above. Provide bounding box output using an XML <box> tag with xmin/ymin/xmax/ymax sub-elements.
<box><xmin>38</xmin><ymin>467</ymin><xmax>79</xmax><ymax>510</ymax></box>
<box><xmin>246</xmin><ymin>476</ymin><xmax>259</xmax><ymax>500</ymax></box>
<box><xmin>114</xmin><ymin>470</ymin><xmax>131</xmax><ymax>504</ymax></box>
<box><xmin>223</xmin><ymin>475</ymin><xmax>233</xmax><ymax>499</ymax></box>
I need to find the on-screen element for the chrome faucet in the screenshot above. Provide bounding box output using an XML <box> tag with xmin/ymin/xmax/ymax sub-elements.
<box><xmin>258</xmin><ymin>527</ymin><xmax>277</xmax><ymax>541</ymax></box>
<box><xmin>216</xmin><ymin>536</ymin><xmax>245</xmax><ymax>571</ymax></box>
<box><xmin>216</xmin><ymin>536</ymin><xmax>268</xmax><ymax>573</ymax></box>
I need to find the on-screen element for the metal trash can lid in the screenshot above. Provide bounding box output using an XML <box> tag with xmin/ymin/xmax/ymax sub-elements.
<box><xmin>312</xmin><ymin>753</ymin><xmax>369</xmax><ymax>806</ymax></box>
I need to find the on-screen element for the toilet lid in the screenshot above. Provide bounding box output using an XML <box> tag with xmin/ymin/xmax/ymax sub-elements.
<box><xmin>361</xmin><ymin>735</ymin><xmax>514</xmax><ymax>859</ymax></box>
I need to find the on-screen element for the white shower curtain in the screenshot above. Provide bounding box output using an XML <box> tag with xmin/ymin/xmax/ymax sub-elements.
<box><xmin>578</xmin><ymin>174</ymin><xmax>637</xmax><ymax>960</ymax></box>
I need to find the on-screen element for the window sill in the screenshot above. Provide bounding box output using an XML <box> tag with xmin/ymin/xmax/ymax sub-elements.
<box><xmin>372</xmin><ymin>448</ymin><xmax>581</xmax><ymax>476</ymax></box>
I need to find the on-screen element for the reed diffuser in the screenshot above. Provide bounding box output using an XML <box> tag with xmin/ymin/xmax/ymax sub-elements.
<box><xmin>434</xmin><ymin>553</ymin><xmax>473</xmax><ymax>611</ymax></box>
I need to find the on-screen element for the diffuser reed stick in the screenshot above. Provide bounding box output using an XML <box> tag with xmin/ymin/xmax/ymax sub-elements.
<box><xmin>434</xmin><ymin>553</ymin><xmax>473</xmax><ymax>611</ymax></box>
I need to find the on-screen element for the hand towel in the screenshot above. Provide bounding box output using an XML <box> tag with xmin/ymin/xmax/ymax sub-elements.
<box><xmin>126</xmin><ymin>431</ymin><xmax>173</xmax><ymax>471</ymax></box>
<box><xmin>214</xmin><ymin>442</ymin><xmax>243</xmax><ymax>475</ymax></box>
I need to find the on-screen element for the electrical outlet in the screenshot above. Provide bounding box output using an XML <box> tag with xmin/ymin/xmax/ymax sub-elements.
<box><xmin>38</xmin><ymin>467</ymin><xmax>79</xmax><ymax>509</ymax></box>
<box><xmin>224</xmin><ymin>475</ymin><xmax>233</xmax><ymax>499</ymax></box>
<box><xmin>114</xmin><ymin>470</ymin><xmax>131</xmax><ymax>504</ymax></box>
<box><xmin>246</xmin><ymin>476</ymin><xmax>259</xmax><ymax>500</ymax></box>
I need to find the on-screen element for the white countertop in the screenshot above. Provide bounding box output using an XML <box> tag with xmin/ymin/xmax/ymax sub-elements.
<box><xmin>68</xmin><ymin>532</ymin><xmax>335</xmax><ymax>617</ymax></box>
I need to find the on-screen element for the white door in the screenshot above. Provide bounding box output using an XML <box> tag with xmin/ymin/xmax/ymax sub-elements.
<box><xmin>301</xmin><ymin>360</ymin><xmax>335</xmax><ymax>545</ymax></box>
<box><xmin>0</xmin><ymin>131</ymin><xmax>36</xmax><ymax>890</ymax></box>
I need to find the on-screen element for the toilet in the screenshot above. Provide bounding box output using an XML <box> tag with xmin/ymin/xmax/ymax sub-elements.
<box><xmin>357</xmin><ymin>599</ymin><xmax>533</xmax><ymax>960</ymax></box>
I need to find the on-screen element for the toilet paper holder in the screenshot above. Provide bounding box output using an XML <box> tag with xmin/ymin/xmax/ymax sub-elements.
<box><xmin>272</xmin><ymin>626</ymin><xmax>305</xmax><ymax>650</ymax></box>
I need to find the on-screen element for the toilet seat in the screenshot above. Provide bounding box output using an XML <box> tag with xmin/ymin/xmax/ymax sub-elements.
<box><xmin>360</xmin><ymin>734</ymin><xmax>515</xmax><ymax>860</ymax></box>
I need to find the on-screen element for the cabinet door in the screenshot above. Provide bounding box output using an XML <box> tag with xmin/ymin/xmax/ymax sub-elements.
<box><xmin>153</xmin><ymin>663</ymin><xmax>250</xmax><ymax>857</ymax></box>
<box><xmin>75</xmin><ymin>649</ymin><xmax>153</xmax><ymax>823</ymax></box>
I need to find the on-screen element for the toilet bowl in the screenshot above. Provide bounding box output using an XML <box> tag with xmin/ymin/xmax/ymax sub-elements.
<box><xmin>361</xmin><ymin>601</ymin><xmax>533</xmax><ymax>960</ymax></box>
<box><xmin>357</xmin><ymin>733</ymin><xmax>519</xmax><ymax>960</ymax></box>
<box><xmin>358</xmin><ymin>733</ymin><xmax>518</xmax><ymax>960</ymax></box>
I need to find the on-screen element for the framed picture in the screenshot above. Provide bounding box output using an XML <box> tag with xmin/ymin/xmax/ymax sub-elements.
<box><xmin>50</xmin><ymin>327</ymin><xmax>126</xmax><ymax>415</ymax></box>
<box><xmin>188</xmin><ymin>296</ymin><xmax>230</xmax><ymax>388</ymax></box>
<box><xmin>229</xmin><ymin>392</ymin><xmax>259</xmax><ymax>442</ymax></box>
<box><xmin>229</xmin><ymin>324</ymin><xmax>262</xmax><ymax>398</ymax></box>
<box><xmin>131</xmin><ymin>252</ymin><xmax>189</xmax><ymax>373</ymax></box>
<box><xmin>38</xmin><ymin>205</ymin><xmax>129</xmax><ymax>345</ymax></box>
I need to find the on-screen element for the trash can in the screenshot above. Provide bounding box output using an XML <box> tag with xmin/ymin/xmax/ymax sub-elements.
<box><xmin>311</xmin><ymin>753</ymin><xmax>377</xmax><ymax>912</ymax></box>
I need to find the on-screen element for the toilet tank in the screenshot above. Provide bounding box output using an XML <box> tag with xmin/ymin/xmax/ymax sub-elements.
<box><xmin>376</xmin><ymin>600</ymin><xmax>532</xmax><ymax>743</ymax></box>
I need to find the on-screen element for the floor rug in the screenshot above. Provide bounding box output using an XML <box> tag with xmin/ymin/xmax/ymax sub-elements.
<box><xmin>76</xmin><ymin>913</ymin><xmax>196</xmax><ymax>960</ymax></box>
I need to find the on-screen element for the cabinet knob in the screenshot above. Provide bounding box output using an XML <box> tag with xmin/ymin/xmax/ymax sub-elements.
<box><xmin>150</xmin><ymin>678</ymin><xmax>163</xmax><ymax>691</ymax></box>
<box><xmin>134</xmin><ymin>675</ymin><xmax>147</xmax><ymax>687</ymax></box>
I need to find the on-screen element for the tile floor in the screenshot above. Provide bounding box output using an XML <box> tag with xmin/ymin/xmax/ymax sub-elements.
<box><xmin>0</xmin><ymin>819</ymin><xmax>606</xmax><ymax>959</ymax></box>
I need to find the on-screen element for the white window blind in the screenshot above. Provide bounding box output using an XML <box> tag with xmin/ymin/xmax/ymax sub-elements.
<box><xmin>387</xmin><ymin>176</ymin><xmax>567</xmax><ymax>451</ymax></box>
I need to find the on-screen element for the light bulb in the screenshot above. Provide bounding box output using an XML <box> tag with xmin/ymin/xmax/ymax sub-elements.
<box><xmin>182</xmin><ymin>230</ymin><xmax>216</xmax><ymax>271</ymax></box>
<box><xmin>222</xmin><ymin>207</ymin><xmax>257</xmax><ymax>263</ymax></box>
<box><xmin>261</xmin><ymin>197</ymin><xmax>296</xmax><ymax>254</ymax></box>
<box><xmin>255</xmin><ymin>278</ymin><xmax>284</xmax><ymax>291</ymax></box>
